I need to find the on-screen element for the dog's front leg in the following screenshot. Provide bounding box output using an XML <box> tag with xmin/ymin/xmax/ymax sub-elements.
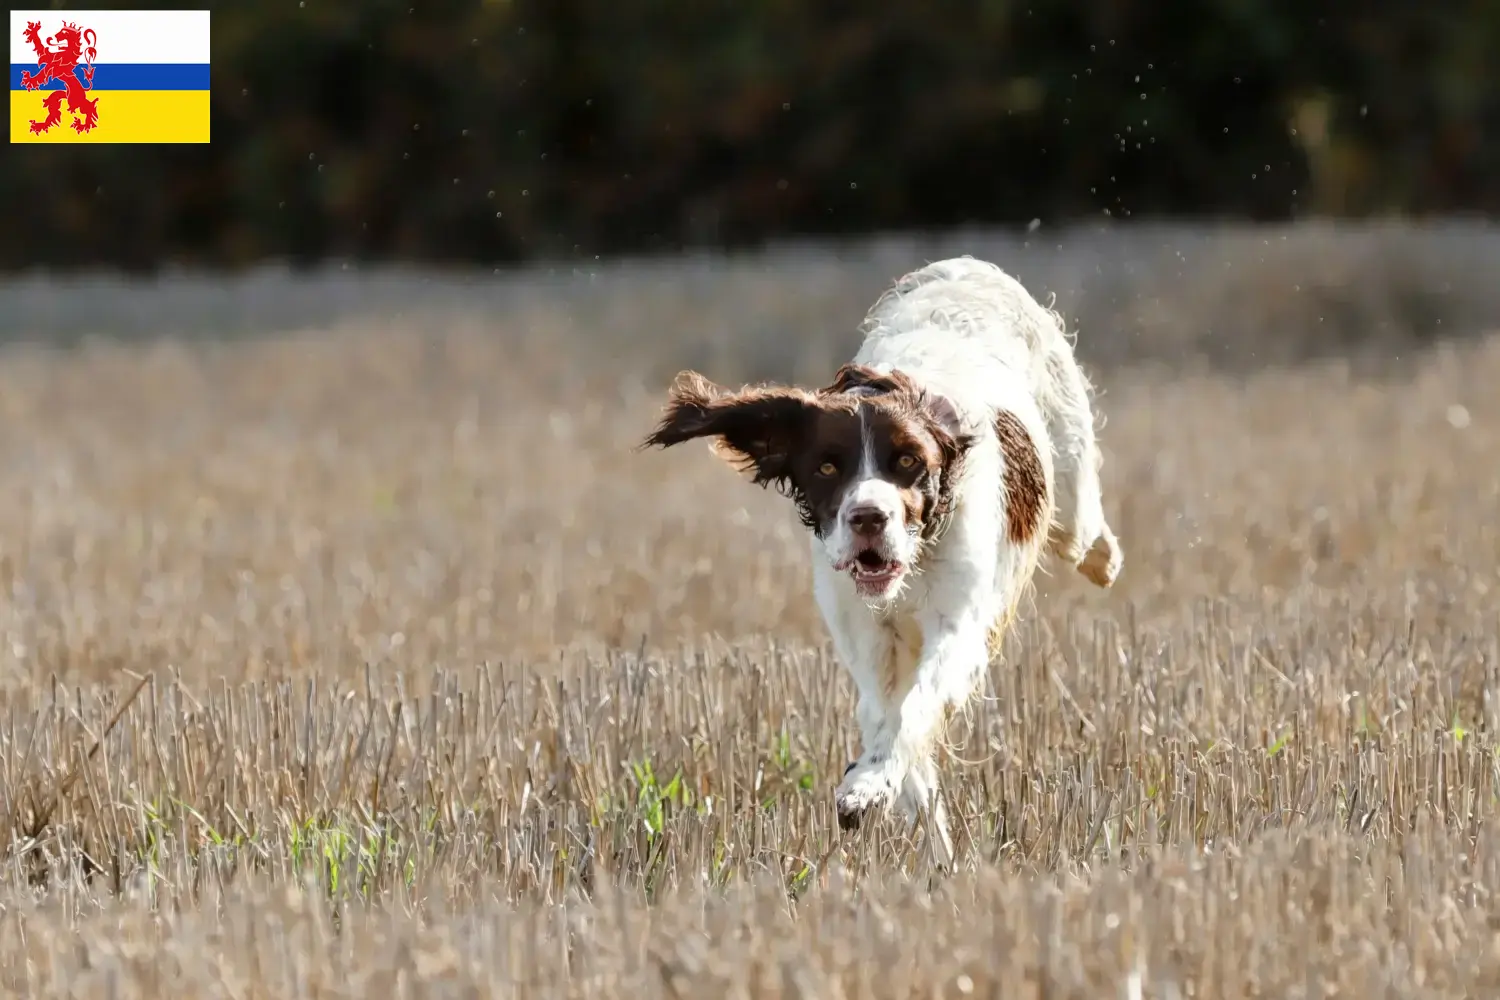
<box><xmin>812</xmin><ymin>558</ymin><xmax>900</xmax><ymax>822</ymax></box>
<box><xmin>835</xmin><ymin>606</ymin><xmax>987</xmax><ymax>845</ymax></box>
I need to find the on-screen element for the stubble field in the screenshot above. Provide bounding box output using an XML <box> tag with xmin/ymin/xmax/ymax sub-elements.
<box><xmin>1</xmin><ymin>222</ymin><xmax>1500</xmax><ymax>997</ymax></box>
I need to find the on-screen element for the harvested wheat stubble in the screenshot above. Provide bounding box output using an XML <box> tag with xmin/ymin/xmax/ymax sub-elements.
<box><xmin>0</xmin><ymin>308</ymin><xmax>1498</xmax><ymax>996</ymax></box>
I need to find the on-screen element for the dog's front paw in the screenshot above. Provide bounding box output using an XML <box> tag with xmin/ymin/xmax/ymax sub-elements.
<box><xmin>1079</xmin><ymin>526</ymin><xmax>1122</xmax><ymax>588</ymax></box>
<box><xmin>835</xmin><ymin>759</ymin><xmax>898</xmax><ymax>831</ymax></box>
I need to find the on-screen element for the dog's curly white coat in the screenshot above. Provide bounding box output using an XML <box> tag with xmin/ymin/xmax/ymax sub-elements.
<box><xmin>816</xmin><ymin>257</ymin><xmax>1122</xmax><ymax>868</ymax></box>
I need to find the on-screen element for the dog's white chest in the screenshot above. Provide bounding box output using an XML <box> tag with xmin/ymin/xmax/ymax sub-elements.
<box><xmin>879</xmin><ymin>613</ymin><xmax>925</xmax><ymax>700</ymax></box>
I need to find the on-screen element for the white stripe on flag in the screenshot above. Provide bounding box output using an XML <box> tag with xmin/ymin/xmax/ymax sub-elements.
<box><xmin>9</xmin><ymin>10</ymin><xmax>210</xmax><ymax>66</ymax></box>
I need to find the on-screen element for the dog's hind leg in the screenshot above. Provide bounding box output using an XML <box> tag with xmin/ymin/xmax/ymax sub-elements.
<box><xmin>1041</xmin><ymin>347</ymin><xmax>1122</xmax><ymax>588</ymax></box>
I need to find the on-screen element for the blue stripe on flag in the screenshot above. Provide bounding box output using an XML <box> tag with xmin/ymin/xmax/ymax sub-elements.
<box><xmin>9</xmin><ymin>63</ymin><xmax>210</xmax><ymax>91</ymax></box>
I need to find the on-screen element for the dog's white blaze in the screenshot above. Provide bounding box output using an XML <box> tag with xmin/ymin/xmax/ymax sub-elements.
<box><xmin>859</xmin><ymin>406</ymin><xmax>875</xmax><ymax>479</ymax></box>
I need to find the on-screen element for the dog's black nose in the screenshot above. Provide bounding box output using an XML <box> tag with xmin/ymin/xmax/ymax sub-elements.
<box><xmin>848</xmin><ymin>505</ymin><xmax>888</xmax><ymax>536</ymax></box>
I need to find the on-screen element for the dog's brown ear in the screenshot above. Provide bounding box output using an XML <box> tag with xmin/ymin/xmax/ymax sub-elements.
<box><xmin>912</xmin><ymin>388</ymin><xmax>979</xmax><ymax>533</ymax></box>
<box><xmin>641</xmin><ymin>370</ymin><xmax>820</xmax><ymax>486</ymax></box>
<box><xmin>920</xmin><ymin>390</ymin><xmax>969</xmax><ymax>441</ymax></box>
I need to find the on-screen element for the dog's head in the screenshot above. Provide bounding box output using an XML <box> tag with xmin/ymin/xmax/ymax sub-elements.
<box><xmin>641</xmin><ymin>363</ymin><xmax>976</xmax><ymax>600</ymax></box>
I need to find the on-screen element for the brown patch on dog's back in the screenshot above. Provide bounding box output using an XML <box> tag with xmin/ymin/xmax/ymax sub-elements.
<box><xmin>994</xmin><ymin>409</ymin><xmax>1047</xmax><ymax>545</ymax></box>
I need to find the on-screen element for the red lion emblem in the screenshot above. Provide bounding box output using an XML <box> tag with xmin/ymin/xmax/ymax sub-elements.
<box><xmin>19</xmin><ymin>19</ymin><xmax>100</xmax><ymax>135</ymax></box>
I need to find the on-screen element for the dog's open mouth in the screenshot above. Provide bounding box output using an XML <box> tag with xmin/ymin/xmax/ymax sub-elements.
<box><xmin>850</xmin><ymin>549</ymin><xmax>903</xmax><ymax>590</ymax></box>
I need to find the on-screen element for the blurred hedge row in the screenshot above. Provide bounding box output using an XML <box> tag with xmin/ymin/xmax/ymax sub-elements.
<box><xmin>8</xmin><ymin>0</ymin><xmax>1500</xmax><ymax>270</ymax></box>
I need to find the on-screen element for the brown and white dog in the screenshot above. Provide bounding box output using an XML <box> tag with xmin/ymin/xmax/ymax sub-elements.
<box><xmin>642</xmin><ymin>257</ymin><xmax>1122</xmax><ymax>867</ymax></box>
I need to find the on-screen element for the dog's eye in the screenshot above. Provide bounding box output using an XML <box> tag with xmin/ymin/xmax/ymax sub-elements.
<box><xmin>896</xmin><ymin>454</ymin><xmax>918</xmax><ymax>470</ymax></box>
<box><xmin>817</xmin><ymin>461</ymin><xmax>838</xmax><ymax>477</ymax></box>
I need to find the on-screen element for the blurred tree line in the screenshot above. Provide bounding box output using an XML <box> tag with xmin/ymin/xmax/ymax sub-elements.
<box><xmin>7</xmin><ymin>0</ymin><xmax>1500</xmax><ymax>270</ymax></box>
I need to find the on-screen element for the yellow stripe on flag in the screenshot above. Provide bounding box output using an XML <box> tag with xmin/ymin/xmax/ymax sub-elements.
<box><xmin>10</xmin><ymin>89</ymin><xmax>209</xmax><ymax>143</ymax></box>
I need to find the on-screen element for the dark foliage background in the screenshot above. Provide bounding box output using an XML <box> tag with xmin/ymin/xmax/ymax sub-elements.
<box><xmin>7</xmin><ymin>0</ymin><xmax>1500</xmax><ymax>271</ymax></box>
